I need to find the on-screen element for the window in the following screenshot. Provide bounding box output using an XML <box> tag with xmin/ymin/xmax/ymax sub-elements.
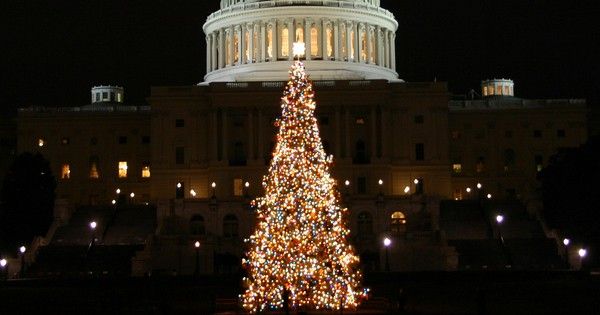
<box><xmin>355</xmin><ymin>117</ymin><xmax>365</xmax><ymax>125</ymax></box>
<box><xmin>142</xmin><ymin>163</ymin><xmax>151</xmax><ymax>178</ymax></box>
<box><xmin>267</xmin><ymin>25</ymin><xmax>273</xmax><ymax>59</ymax></box>
<box><xmin>533</xmin><ymin>130</ymin><xmax>542</xmax><ymax>138</ymax></box>
<box><xmin>280</xmin><ymin>26</ymin><xmax>289</xmax><ymax>57</ymax></box>
<box><xmin>310</xmin><ymin>25</ymin><xmax>319</xmax><ymax>57</ymax></box>
<box><xmin>118</xmin><ymin>136</ymin><xmax>127</xmax><ymax>144</ymax></box>
<box><xmin>557</xmin><ymin>129</ymin><xmax>566</xmax><ymax>138</ymax></box>
<box><xmin>244</xmin><ymin>29</ymin><xmax>250</xmax><ymax>61</ymax></box>
<box><xmin>117</xmin><ymin>93</ymin><xmax>122</xmax><ymax>103</ymax></box>
<box><xmin>390</xmin><ymin>211</ymin><xmax>407</xmax><ymax>234</ymax></box>
<box><xmin>452</xmin><ymin>163</ymin><xmax>462</xmax><ymax>174</ymax></box>
<box><xmin>223</xmin><ymin>214</ymin><xmax>239</xmax><ymax>238</ymax></box>
<box><xmin>535</xmin><ymin>155</ymin><xmax>543</xmax><ymax>172</ymax></box>
<box><xmin>233</xmin><ymin>178</ymin><xmax>243</xmax><ymax>197</ymax></box>
<box><xmin>118</xmin><ymin>161</ymin><xmax>128</xmax><ymax>178</ymax></box>
<box><xmin>176</xmin><ymin>182</ymin><xmax>184</xmax><ymax>199</ymax></box>
<box><xmin>175</xmin><ymin>147</ymin><xmax>185</xmax><ymax>164</ymax></box>
<box><xmin>476</xmin><ymin>157</ymin><xmax>485</xmax><ymax>173</ymax></box>
<box><xmin>175</xmin><ymin>119</ymin><xmax>185</xmax><ymax>128</ymax></box>
<box><xmin>89</xmin><ymin>157</ymin><xmax>99</xmax><ymax>179</ymax></box>
<box><xmin>61</xmin><ymin>164</ymin><xmax>71</xmax><ymax>179</ymax></box>
<box><xmin>61</xmin><ymin>137</ymin><xmax>69</xmax><ymax>145</ymax></box>
<box><xmin>414</xmin><ymin>115</ymin><xmax>424</xmax><ymax>124</ymax></box>
<box><xmin>232</xmin><ymin>142</ymin><xmax>246</xmax><ymax>166</ymax></box>
<box><xmin>95</xmin><ymin>93</ymin><xmax>100</xmax><ymax>102</ymax></box>
<box><xmin>357</xmin><ymin>212</ymin><xmax>373</xmax><ymax>237</ymax></box>
<box><xmin>142</xmin><ymin>136</ymin><xmax>150</xmax><ymax>144</ymax></box>
<box><xmin>102</xmin><ymin>92</ymin><xmax>108</xmax><ymax>100</ymax></box>
<box><xmin>357</xmin><ymin>177</ymin><xmax>367</xmax><ymax>194</ymax></box>
<box><xmin>233</xmin><ymin>31</ymin><xmax>239</xmax><ymax>63</ymax></box>
<box><xmin>415</xmin><ymin>143</ymin><xmax>425</xmax><ymax>161</ymax></box>
<box><xmin>190</xmin><ymin>215</ymin><xmax>205</xmax><ymax>235</ymax></box>
<box><xmin>354</xmin><ymin>140</ymin><xmax>368</xmax><ymax>164</ymax></box>
<box><xmin>504</xmin><ymin>149</ymin><xmax>516</xmax><ymax>171</ymax></box>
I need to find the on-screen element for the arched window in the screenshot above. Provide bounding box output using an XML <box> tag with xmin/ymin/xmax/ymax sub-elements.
<box><xmin>354</xmin><ymin>140</ymin><xmax>368</xmax><ymax>164</ymax></box>
<box><xmin>225</xmin><ymin>31</ymin><xmax>231</xmax><ymax>64</ymax></box>
<box><xmin>360</xmin><ymin>27</ymin><xmax>367</xmax><ymax>61</ymax></box>
<box><xmin>223</xmin><ymin>214</ymin><xmax>239</xmax><ymax>239</ymax></box>
<box><xmin>280</xmin><ymin>26</ymin><xmax>289</xmax><ymax>58</ymax></box>
<box><xmin>233</xmin><ymin>31</ymin><xmax>240</xmax><ymax>63</ymax></box>
<box><xmin>357</xmin><ymin>212</ymin><xmax>373</xmax><ymax>237</ymax></box>
<box><xmin>267</xmin><ymin>25</ymin><xmax>273</xmax><ymax>59</ymax></box>
<box><xmin>340</xmin><ymin>23</ymin><xmax>347</xmax><ymax>59</ymax></box>
<box><xmin>391</xmin><ymin>211</ymin><xmax>407</xmax><ymax>234</ymax></box>
<box><xmin>190</xmin><ymin>215</ymin><xmax>205</xmax><ymax>235</ymax></box>
<box><xmin>296</xmin><ymin>25</ymin><xmax>304</xmax><ymax>43</ymax></box>
<box><xmin>325</xmin><ymin>25</ymin><xmax>334</xmax><ymax>58</ymax></box>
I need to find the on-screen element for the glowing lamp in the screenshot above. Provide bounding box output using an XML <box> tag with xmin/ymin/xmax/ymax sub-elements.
<box><xmin>487</xmin><ymin>194</ymin><xmax>492</xmax><ymax>199</ymax></box>
<box><xmin>404</xmin><ymin>186</ymin><xmax>410</xmax><ymax>193</ymax></box>
<box><xmin>496</xmin><ymin>215</ymin><xmax>504</xmax><ymax>224</ymax></box>
<box><xmin>378</xmin><ymin>179</ymin><xmax>383</xmax><ymax>186</ymax></box>
<box><xmin>130</xmin><ymin>192</ymin><xmax>135</xmax><ymax>198</ymax></box>
<box><xmin>116</xmin><ymin>188</ymin><xmax>121</xmax><ymax>194</ymax></box>
<box><xmin>211</xmin><ymin>182</ymin><xmax>216</xmax><ymax>188</ymax></box>
<box><xmin>383</xmin><ymin>238</ymin><xmax>392</xmax><ymax>247</ymax></box>
<box><xmin>413</xmin><ymin>179</ymin><xmax>419</xmax><ymax>185</ymax></box>
<box><xmin>89</xmin><ymin>221</ymin><xmax>97</xmax><ymax>230</ymax></box>
<box><xmin>344</xmin><ymin>180</ymin><xmax>350</xmax><ymax>186</ymax></box>
<box><xmin>563</xmin><ymin>238</ymin><xmax>570</xmax><ymax>246</ymax></box>
<box><xmin>477</xmin><ymin>183</ymin><xmax>482</xmax><ymax>189</ymax></box>
<box><xmin>194</xmin><ymin>241</ymin><xmax>200</xmax><ymax>248</ymax></box>
<box><xmin>0</xmin><ymin>259</ymin><xmax>6</xmax><ymax>268</ymax></box>
<box><xmin>292</xmin><ymin>41</ymin><xmax>306</xmax><ymax>58</ymax></box>
<box><xmin>111</xmin><ymin>199</ymin><xmax>116</xmax><ymax>205</ymax></box>
<box><xmin>466</xmin><ymin>187</ymin><xmax>472</xmax><ymax>193</ymax></box>
<box><xmin>190</xmin><ymin>189</ymin><xmax>197</xmax><ymax>197</ymax></box>
<box><xmin>177</xmin><ymin>182</ymin><xmax>182</xmax><ymax>188</ymax></box>
<box><xmin>578</xmin><ymin>248</ymin><xmax>587</xmax><ymax>258</ymax></box>
<box><xmin>245</xmin><ymin>181</ymin><xmax>250</xmax><ymax>188</ymax></box>
<box><xmin>19</xmin><ymin>246</ymin><xmax>26</xmax><ymax>254</ymax></box>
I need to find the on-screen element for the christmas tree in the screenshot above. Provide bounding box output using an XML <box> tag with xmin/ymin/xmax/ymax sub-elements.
<box><xmin>241</xmin><ymin>43</ymin><xmax>362</xmax><ymax>313</ymax></box>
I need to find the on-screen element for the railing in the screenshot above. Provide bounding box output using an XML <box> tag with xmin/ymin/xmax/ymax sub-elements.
<box><xmin>19</xmin><ymin>105</ymin><xmax>151</xmax><ymax>113</ymax></box>
<box><xmin>208</xmin><ymin>0</ymin><xmax>395</xmax><ymax>21</ymax></box>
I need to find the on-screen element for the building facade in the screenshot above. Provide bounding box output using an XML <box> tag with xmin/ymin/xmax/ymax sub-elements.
<box><xmin>16</xmin><ymin>0</ymin><xmax>587</xmax><ymax>274</ymax></box>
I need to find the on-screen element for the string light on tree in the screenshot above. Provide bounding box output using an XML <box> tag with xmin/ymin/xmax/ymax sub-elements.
<box><xmin>241</xmin><ymin>46</ymin><xmax>363</xmax><ymax>313</ymax></box>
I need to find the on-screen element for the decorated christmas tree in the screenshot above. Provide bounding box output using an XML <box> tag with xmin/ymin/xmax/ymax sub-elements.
<box><xmin>241</xmin><ymin>43</ymin><xmax>363</xmax><ymax>313</ymax></box>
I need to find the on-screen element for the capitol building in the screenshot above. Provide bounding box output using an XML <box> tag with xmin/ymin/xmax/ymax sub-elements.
<box><xmin>14</xmin><ymin>0</ymin><xmax>588</xmax><ymax>276</ymax></box>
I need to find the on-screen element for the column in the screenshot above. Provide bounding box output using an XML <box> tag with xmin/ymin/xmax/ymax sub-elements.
<box><xmin>235</xmin><ymin>25</ymin><xmax>243</xmax><ymax>65</ymax></box>
<box><xmin>257</xmin><ymin>110</ymin><xmax>264</xmax><ymax>160</ymax></box>
<box><xmin>222</xmin><ymin>109</ymin><xmax>228</xmax><ymax>162</ymax></box>
<box><xmin>346</xmin><ymin>21</ymin><xmax>352</xmax><ymax>62</ymax></box>
<box><xmin>206</xmin><ymin>36</ymin><xmax>211</xmax><ymax>72</ymax></box>
<box><xmin>370</xmin><ymin>106</ymin><xmax>377</xmax><ymax>160</ymax></box>
<box><xmin>335</xmin><ymin>107</ymin><xmax>341</xmax><ymax>157</ymax></box>
<box><xmin>227</xmin><ymin>27</ymin><xmax>234</xmax><ymax>66</ymax></box>
<box><xmin>366</xmin><ymin>24</ymin><xmax>372</xmax><ymax>64</ymax></box>
<box><xmin>391</xmin><ymin>33</ymin><xmax>396</xmax><ymax>71</ymax></box>
<box><xmin>211</xmin><ymin>32</ymin><xmax>218</xmax><ymax>70</ymax></box>
<box><xmin>345</xmin><ymin>108</ymin><xmax>351</xmax><ymax>158</ymax></box>
<box><xmin>288</xmin><ymin>19</ymin><xmax>294</xmax><ymax>61</ymax></box>
<box><xmin>333</xmin><ymin>21</ymin><xmax>340</xmax><ymax>61</ymax></box>
<box><xmin>248</xmin><ymin>110</ymin><xmax>255</xmax><ymax>160</ymax></box>
<box><xmin>376</xmin><ymin>27</ymin><xmax>383</xmax><ymax>67</ymax></box>
<box><xmin>260</xmin><ymin>22</ymin><xmax>267</xmax><ymax>62</ymax></box>
<box><xmin>271</xmin><ymin>19</ymin><xmax>278</xmax><ymax>61</ymax></box>
<box><xmin>305</xmin><ymin>18</ymin><xmax>311</xmax><ymax>60</ymax></box>
<box><xmin>321</xmin><ymin>19</ymin><xmax>328</xmax><ymax>60</ymax></box>
<box><xmin>354</xmin><ymin>23</ymin><xmax>360</xmax><ymax>63</ymax></box>
<box><xmin>211</xmin><ymin>110</ymin><xmax>218</xmax><ymax>161</ymax></box>
<box><xmin>248</xmin><ymin>23</ymin><xmax>254</xmax><ymax>64</ymax></box>
<box><xmin>219</xmin><ymin>29</ymin><xmax>225</xmax><ymax>69</ymax></box>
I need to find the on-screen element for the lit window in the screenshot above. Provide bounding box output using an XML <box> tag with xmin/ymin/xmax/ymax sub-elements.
<box><xmin>452</xmin><ymin>163</ymin><xmax>462</xmax><ymax>174</ymax></box>
<box><xmin>233</xmin><ymin>31</ymin><xmax>239</xmax><ymax>63</ymax></box>
<box><xmin>296</xmin><ymin>25</ymin><xmax>304</xmax><ymax>44</ymax></box>
<box><xmin>267</xmin><ymin>25</ymin><xmax>273</xmax><ymax>59</ymax></box>
<box><xmin>89</xmin><ymin>159</ymin><xmax>99</xmax><ymax>179</ymax></box>
<box><xmin>102</xmin><ymin>92</ymin><xmax>108</xmax><ymax>100</ymax></box>
<box><xmin>233</xmin><ymin>178</ymin><xmax>243</xmax><ymax>197</ymax></box>
<box><xmin>118</xmin><ymin>161</ymin><xmax>128</xmax><ymax>178</ymax></box>
<box><xmin>340</xmin><ymin>24</ymin><xmax>347</xmax><ymax>59</ymax></box>
<box><xmin>489</xmin><ymin>86</ymin><xmax>495</xmax><ymax>95</ymax></box>
<box><xmin>310</xmin><ymin>26</ymin><xmax>319</xmax><ymax>57</ymax></box>
<box><xmin>38</xmin><ymin>139</ymin><xmax>45</xmax><ymax>147</ymax></box>
<box><xmin>483</xmin><ymin>86</ymin><xmax>488</xmax><ymax>96</ymax></box>
<box><xmin>117</xmin><ymin>93</ymin><xmax>122</xmax><ymax>102</ymax></box>
<box><xmin>355</xmin><ymin>117</ymin><xmax>365</xmax><ymax>125</ymax></box>
<box><xmin>326</xmin><ymin>26</ymin><xmax>333</xmax><ymax>58</ymax></box>
<box><xmin>281</xmin><ymin>26</ymin><xmax>289</xmax><ymax>57</ymax></box>
<box><xmin>61</xmin><ymin>164</ymin><xmax>71</xmax><ymax>179</ymax></box>
<box><xmin>350</xmin><ymin>29</ymin><xmax>355</xmax><ymax>59</ymax></box>
<box><xmin>391</xmin><ymin>211</ymin><xmax>407</xmax><ymax>234</ymax></box>
<box><xmin>370</xmin><ymin>29</ymin><xmax>376</xmax><ymax>63</ymax></box>
<box><xmin>142</xmin><ymin>163</ymin><xmax>151</xmax><ymax>178</ymax></box>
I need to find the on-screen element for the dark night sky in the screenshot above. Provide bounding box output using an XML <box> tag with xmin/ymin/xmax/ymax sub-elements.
<box><xmin>1</xmin><ymin>0</ymin><xmax>599</xmax><ymax>113</ymax></box>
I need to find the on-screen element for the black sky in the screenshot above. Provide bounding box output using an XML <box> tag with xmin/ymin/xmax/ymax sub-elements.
<box><xmin>1</xmin><ymin>0</ymin><xmax>599</xmax><ymax>113</ymax></box>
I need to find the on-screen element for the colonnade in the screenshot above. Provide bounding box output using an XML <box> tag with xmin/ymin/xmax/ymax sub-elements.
<box><xmin>205</xmin><ymin>18</ymin><xmax>395</xmax><ymax>74</ymax></box>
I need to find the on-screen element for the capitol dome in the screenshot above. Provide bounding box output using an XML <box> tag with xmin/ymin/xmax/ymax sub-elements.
<box><xmin>203</xmin><ymin>0</ymin><xmax>399</xmax><ymax>82</ymax></box>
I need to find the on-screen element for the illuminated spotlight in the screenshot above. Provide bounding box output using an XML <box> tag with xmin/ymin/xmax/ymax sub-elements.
<box><xmin>487</xmin><ymin>193</ymin><xmax>492</xmax><ymax>199</ymax></box>
<box><xmin>578</xmin><ymin>248</ymin><xmax>587</xmax><ymax>258</ymax></box>
<box><xmin>496</xmin><ymin>215</ymin><xmax>504</xmax><ymax>224</ymax></box>
<box><xmin>190</xmin><ymin>189</ymin><xmax>197</xmax><ymax>197</ymax></box>
<box><xmin>177</xmin><ymin>182</ymin><xmax>182</xmax><ymax>188</ymax></box>
<box><xmin>404</xmin><ymin>186</ymin><xmax>410</xmax><ymax>194</ymax></box>
<box><xmin>111</xmin><ymin>199</ymin><xmax>116</xmax><ymax>205</ymax></box>
<box><xmin>130</xmin><ymin>192</ymin><xmax>135</xmax><ymax>198</ymax></box>
<box><xmin>89</xmin><ymin>221</ymin><xmax>97</xmax><ymax>230</ymax></box>
<box><xmin>563</xmin><ymin>238</ymin><xmax>570</xmax><ymax>246</ymax></box>
<box><xmin>477</xmin><ymin>183</ymin><xmax>482</xmax><ymax>189</ymax></box>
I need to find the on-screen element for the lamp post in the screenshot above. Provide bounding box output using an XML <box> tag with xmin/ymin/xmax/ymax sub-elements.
<box><xmin>19</xmin><ymin>246</ymin><xmax>26</xmax><ymax>278</ymax></box>
<box><xmin>211</xmin><ymin>182</ymin><xmax>217</xmax><ymax>197</ymax></box>
<box><xmin>578</xmin><ymin>248</ymin><xmax>587</xmax><ymax>270</ymax></box>
<box><xmin>194</xmin><ymin>241</ymin><xmax>201</xmax><ymax>277</ymax></box>
<box><xmin>563</xmin><ymin>238</ymin><xmax>571</xmax><ymax>269</ymax></box>
<box><xmin>383</xmin><ymin>237</ymin><xmax>392</xmax><ymax>272</ymax></box>
<box><xmin>89</xmin><ymin>221</ymin><xmax>97</xmax><ymax>247</ymax></box>
<box><xmin>495</xmin><ymin>214</ymin><xmax>512</xmax><ymax>267</ymax></box>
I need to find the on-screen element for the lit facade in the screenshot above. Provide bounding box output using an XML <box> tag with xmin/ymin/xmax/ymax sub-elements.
<box><xmin>16</xmin><ymin>0</ymin><xmax>588</xmax><ymax>274</ymax></box>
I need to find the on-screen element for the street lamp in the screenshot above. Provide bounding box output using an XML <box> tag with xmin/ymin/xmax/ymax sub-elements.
<box><xmin>116</xmin><ymin>188</ymin><xmax>121</xmax><ymax>194</ymax></box>
<box><xmin>190</xmin><ymin>189</ymin><xmax>197</xmax><ymax>197</ymax></box>
<box><xmin>477</xmin><ymin>183</ymin><xmax>482</xmax><ymax>190</ymax></box>
<box><xmin>495</xmin><ymin>214</ymin><xmax>512</xmax><ymax>267</ymax></box>
<box><xmin>563</xmin><ymin>238</ymin><xmax>571</xmax><ymax>269</ymax></box>
<box><xmin>194</xmin><ymin>241</ymin><xmax>201</xmax><ymax>276</ymax></box>
<box><xmin>383</xmin><ymin>237</ymin><xmax>392</xmax><ymax>272</ymax></box>
<box><xmin>0</xmin><ymin>258</ymin><xmax>6</xmax><ymax>280</ymax></box>
<box><xmin>19</xmin><ymin>246</ymin><xmax>26</xmax><ymax>278</ymax></box>
<box><xmin>578</xmin><ymin>248</ymin><xmax>587</xmax><ymax>270</ymax></box>
<box><xmin>487</xmin><ymin>194</ymin><xmax>492</xmax><ymax>199</ymax></box>
<box><xmin>466</xmin><ymin>187</ymin><xmax>472</xmax><ymax>194</ymax></box>
<box><xmin>211</xmin><ymin>182</ymin><xmax>217</xmax><ymax>197</ymax></box>
<box><xmin>404</xmin><ymin>186</ymin><xmax>410</xmax><ymax>194</ymax></box>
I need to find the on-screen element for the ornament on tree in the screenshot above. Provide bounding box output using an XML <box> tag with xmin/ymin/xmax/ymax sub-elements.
<box><xmin>241</xmin><ymin>43</ymin><xmax>363</xmax><ymax>313</ymax></box>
